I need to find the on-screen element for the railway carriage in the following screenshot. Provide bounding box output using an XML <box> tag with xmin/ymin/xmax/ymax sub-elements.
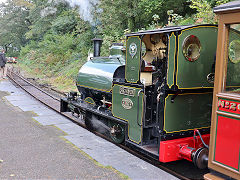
<box><xmin>61</xmin><ymin>20</ymin><xmax>240</xmax><ymax>168</ymax></box>
<box><xmin>205</xmin><ymin>1</ymin><xmax>240</xmax><ymax>180</ymax></box>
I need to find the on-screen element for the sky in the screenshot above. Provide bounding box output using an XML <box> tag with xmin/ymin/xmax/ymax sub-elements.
<box><xmin>0</xmin><ymin>0</ymin><xmax>6</xmax><ymax>4</ymax></box>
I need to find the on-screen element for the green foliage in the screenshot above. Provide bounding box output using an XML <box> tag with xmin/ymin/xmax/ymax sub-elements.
<box><xmin>51</xmin><ymin>10</ymin><xmax>79</xmax><ymax>34</ymax></box>
<box><xmin>167</xmin><ymin>10</ymin><xmax>184</xmax><ymax>26</ymax></box>
<box><xmin>20</xmin><ymin>41</ymin><xmax>38</xmax><ymax>57</ymax></box>
<box><xmin>24</xmin><ymin>0</ymin><xmax>74</xmax><ymax>41</ymax></box>
<box><xmin>139</xmin><ymin>0</ymin><xmax>163</xmax><ymax>17</ymax></box>
<box><xmin>188</xmin><ymin>0</ymin><xmax>233</xmax><ymax>24</ymax></box>
<box><xmin>11</xmin><ymin>0</ymin><xmax>94</xmax><ymax>91</ymax></box>
<box><xmin>0</xmin><ymin>0</ymin><xmax>31</xmax><ymax>56</ymax></box>
<box><xmin>189</xmin><ymin>0</ymin><xmax>215</xmax><ymax>23</ymax></box>
<box><xmin>39</xmin><ymin>33</ymin><xmax>75</xmax><ymax>56</ymax></box>
<box><xmin>178</xmin><ymin>16</ymin><xmax>195</xmax><ymax>26</ymax></box>
<box><xmin>20</xmin><ymin>30</ymin><xmax>90</xmax><ymax>76</ymax></box>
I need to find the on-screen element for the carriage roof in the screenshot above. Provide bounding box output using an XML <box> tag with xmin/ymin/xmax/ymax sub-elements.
<box><xmin>214</xmin><ymin>0</ymin><xmax>240</xmax><ymax>13</ymax></box>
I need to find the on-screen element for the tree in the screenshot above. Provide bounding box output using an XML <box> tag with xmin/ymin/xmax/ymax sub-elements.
<box><xmin>25</xmin><ymin>0</ymin><xmax>71</xmax><ymax>40</ymax></box>
<box><xmin>189</xmin><ymin>0</ymin><xmax>233</xmax><ymax>24</ymax></box>
<box><xmin>97</xmin><ymin>0</ymin><xmax>194</xmax><ymax>51</ymax></box>
<box><xmin>0</xmin><ymin>0</ymin><xmax>31</xmax><ymax>55</ymax></box>
<box><xmin>51</xmin><ymin>10</ymin><xmax>79</xmax><ymax>34</ymax></box>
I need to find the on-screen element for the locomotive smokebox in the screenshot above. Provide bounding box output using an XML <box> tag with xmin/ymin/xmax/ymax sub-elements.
<box><xmin>92</xmin><ymin>38</ymin><xmax>103</xmax><ymax>57</ymax></box>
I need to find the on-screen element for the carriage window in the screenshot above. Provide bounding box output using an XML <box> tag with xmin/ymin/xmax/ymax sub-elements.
<box><xmin>229</xmin><ymin>39</ymin><xmax>240</xmax><ymax>63</ymax></box>
<box><xmin>225</xmin><ymin>24</ymin><xmax>240</xmax><ymax>93</ymax></box>
<box><xmin>182</xmin><ymin>35</ymin><xmax>201</xmax><ymax>62</ymax></box>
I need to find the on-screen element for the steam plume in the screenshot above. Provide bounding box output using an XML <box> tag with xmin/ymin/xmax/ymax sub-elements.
<box><xmin>64</xmin><ymin>0</ymin><xmax>99</xmax><ymax>23</ymax></box>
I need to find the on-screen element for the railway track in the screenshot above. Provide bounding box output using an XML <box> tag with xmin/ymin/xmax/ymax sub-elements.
<box><xmin>7</xmin><ymin>69</ymin><xmax>209</xmax><ymax>180</ymax></box>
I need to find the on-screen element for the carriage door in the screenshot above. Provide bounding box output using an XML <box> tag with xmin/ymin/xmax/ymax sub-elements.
<box><xmin>112</xmin><ymin>36</ymin><xmax>144</xmax><ymax>144</ymax></box>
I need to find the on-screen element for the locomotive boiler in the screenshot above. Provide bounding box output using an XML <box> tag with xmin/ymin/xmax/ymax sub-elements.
<box><xmin>60</xmin><ymin>24</ymin><xmax>240</xmax><ymax>168</ymax></box>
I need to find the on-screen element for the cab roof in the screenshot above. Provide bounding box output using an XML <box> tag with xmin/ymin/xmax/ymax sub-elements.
<box><xmin>125</xmin><ymin>24</ymin><xmax>216</xmax><ymax>37</ymax></box>
<box><xmin>214</xmin><ymin>0</ymin><xmax>240</xmax><ymax>13</ymax></box>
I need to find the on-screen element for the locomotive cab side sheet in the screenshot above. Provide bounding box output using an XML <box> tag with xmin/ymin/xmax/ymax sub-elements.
<box><xmin>164</xmin><ymin>26</ymin><xmax>218</xmax><ymax>134</ymax></box>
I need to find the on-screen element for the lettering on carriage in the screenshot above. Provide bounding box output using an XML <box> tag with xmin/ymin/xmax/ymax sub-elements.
<box><xmin>230</xmin><ymin>103</ymin><xmax>237</xmax><ymax>111</ymax></box>
<box><xmin>218</xmin><ymin>100</ymin><xmax>225</xmax><ymax>108</ymax></box>
<box><xmin>225</xmin><ymin>101</ymin><xmax>230</xmax><ymax>109</ymax></box>
<box><xmin>218</xmin><ymin>99</ymin><xmax>239</xmax><ymax>112</ymax></box>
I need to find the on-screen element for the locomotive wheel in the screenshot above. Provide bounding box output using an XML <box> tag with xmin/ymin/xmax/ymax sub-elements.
<box><xmin>108</xmin><ymin>121</ymin><xmax>125</xmax><ymax>144</ymax></box>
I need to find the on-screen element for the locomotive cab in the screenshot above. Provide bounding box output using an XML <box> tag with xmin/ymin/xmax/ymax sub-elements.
<box><xmin>112</xmin><ymin>25</ymin><xmax>219</xmax><ymax>165</ymax></box>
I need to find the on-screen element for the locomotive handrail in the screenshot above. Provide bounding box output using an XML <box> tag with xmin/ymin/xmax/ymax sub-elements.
<box><xmin>137</xmin><ymin>89</ymin><xmax>144</xmax><ymax>127</ymax></box>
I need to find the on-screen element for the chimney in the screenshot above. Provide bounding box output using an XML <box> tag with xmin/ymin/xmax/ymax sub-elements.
<box><xmin>92</xmin><ymin>38</ymin><xmax>103</xmax><ymax>57</ymax></box>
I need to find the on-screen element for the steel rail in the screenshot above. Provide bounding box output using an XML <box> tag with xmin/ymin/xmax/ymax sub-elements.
<box><xmin>12</xmin><ymin>72</ymin><xmax>60</xmax><ymax>101</ymax></box>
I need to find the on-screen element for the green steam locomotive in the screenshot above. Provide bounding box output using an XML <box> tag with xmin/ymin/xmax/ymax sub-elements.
<box><xmin>60</xmin><ymin>24</ymin><xmax>240</xmax><ymax>168</ymax></box>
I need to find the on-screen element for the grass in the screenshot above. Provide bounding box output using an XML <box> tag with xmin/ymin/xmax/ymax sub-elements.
<box><xmin>17</xmin><ymin>61</ymin><xmax>79</xmax><ymax>93</ymax></box>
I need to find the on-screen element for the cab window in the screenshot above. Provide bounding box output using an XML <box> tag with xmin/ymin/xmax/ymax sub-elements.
<box><xmin>225</xmin><ymin>24</ymin><xmax>240</xmax><ymax>94</ymax></box>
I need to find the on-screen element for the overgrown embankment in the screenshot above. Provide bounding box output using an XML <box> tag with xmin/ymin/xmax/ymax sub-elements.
<box><xmin>18</xmin><ymin>32</ymin><xmax>91</xmax><ymax>92</ymax></box>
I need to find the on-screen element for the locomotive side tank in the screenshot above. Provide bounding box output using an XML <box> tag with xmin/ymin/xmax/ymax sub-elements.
<box><xmin>60</xmin><ymin>24</ymin><xmax>240</xmax><ymax>168</ymax></box>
